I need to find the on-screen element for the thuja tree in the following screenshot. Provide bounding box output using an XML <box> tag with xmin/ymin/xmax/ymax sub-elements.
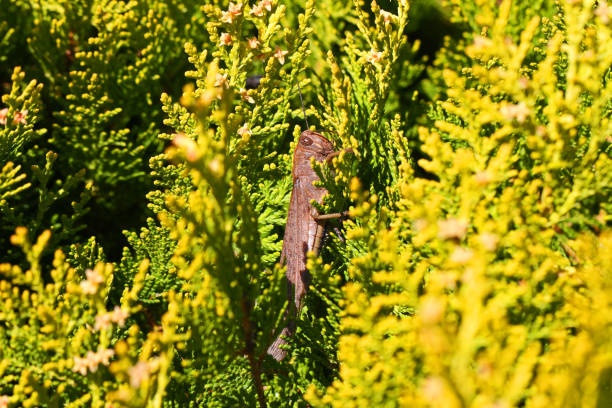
<box><xmin>0</xmin><ymin>0</ymin><xmax>212</xmax><ymax>259</ymax></box>
<box><xmin>1</xmin><ymin>0</ymin><xmax>611</xmax><ymax>407</ymax></box>
<box><xmin>2</xmin><ymin>0</ymin><xmax>367</xmax><ymax>405</ymax></box>
<box><xmin>308</xmin><ymin>0</ymin><xmax>612</xmax><ymax>407</ymax></box>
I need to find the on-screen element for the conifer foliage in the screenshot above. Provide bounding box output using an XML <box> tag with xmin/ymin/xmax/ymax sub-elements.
<box><xmin>0</xmin><ymin>0</ymin><xmax>611</xmax><ymax>407</ymax></box>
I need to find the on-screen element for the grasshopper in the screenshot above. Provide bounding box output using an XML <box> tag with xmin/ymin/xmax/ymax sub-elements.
<box><xmin>267</xmin><ymin>129</ymin><xmax>352</xmax><ymax>361</ymax></box>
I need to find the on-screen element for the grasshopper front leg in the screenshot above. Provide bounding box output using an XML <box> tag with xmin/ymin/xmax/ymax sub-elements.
<box><xmin>311</xmin><ymin>209</ymin><xmax>350</xmax><ymax>258</ymax></box>
<box><xmin>312</xmin><ymin>211</ymin><xmax>349</xmax><ymax>221</ymax></box>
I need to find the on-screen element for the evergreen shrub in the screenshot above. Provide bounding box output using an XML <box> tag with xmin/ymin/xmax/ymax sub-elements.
<box><xmin>0</xmin><ymin>0</ymin><xmax>610</xmax><ymax>406</ymax></box>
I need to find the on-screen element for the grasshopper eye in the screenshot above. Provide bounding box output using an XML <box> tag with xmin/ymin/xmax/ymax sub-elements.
<box><xmin>301</xmin><ymin>136</ymin><xmax>313</xmax><ymax>146</ymax></box>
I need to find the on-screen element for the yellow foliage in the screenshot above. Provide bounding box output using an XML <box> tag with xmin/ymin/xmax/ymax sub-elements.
<box><xmin>308</xmin><ymin>0</ymin><xmax>612</xmax><ymax>406</ymax></box>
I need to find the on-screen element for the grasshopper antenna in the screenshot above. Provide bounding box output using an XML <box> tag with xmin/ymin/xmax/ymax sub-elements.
<box><xmin>296</xmin><ymin>79</ymin><xmax>309</xmax><ymax>130</ymax></box>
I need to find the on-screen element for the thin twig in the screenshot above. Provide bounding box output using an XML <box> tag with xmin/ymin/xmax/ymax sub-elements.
<box><xmin>241</xmin><ymin>297</ymin><xmax>268</xmax><ymax>408</ymax></box>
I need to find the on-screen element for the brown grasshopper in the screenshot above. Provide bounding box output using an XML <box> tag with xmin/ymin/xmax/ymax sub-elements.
<box><xmin>267</xmin><ymin>130</ymin><xmax>352</xmax><ymax>361</ymax></box>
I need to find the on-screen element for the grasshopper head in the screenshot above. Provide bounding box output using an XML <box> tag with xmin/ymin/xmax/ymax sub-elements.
<box><xmin>297</xmin><ymin>130</ymin><xmax>334</xmax><ymax>158</ymax></box>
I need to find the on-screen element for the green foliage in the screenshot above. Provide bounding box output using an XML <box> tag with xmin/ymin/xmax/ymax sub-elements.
<box><xmin>0</xmin><ymin>67</ymin><xmax>43</xmax><ymax>164</ymax></box>
<box><xmin>0</xmin><ymin>228</ymin><xmax>143</xmax><ymax>407</ymax></box>
<box><xmin>0</xmin><ymin>66</ymin><xmax>92</xmax><ymax>264</ymax></box>
<box><xmin>307</xmin><ymin>0</ymin><xmax>612</xmax><ymax>407</ymax></box>
<box><xmin>1</xmin><ymin>0</ymin><xmax>611</xmax><ymax>406</ymax></box>
<box><xmin>0</xmin><ymin>0</ymin><xmax>212</xmax><ymax>258</ymax></box>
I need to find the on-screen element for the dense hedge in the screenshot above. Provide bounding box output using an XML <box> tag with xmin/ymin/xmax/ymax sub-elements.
<box><xmin>0</xmin><ymin>0</ymin><xmax>611</xmax><ymax>407</ymax></box>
